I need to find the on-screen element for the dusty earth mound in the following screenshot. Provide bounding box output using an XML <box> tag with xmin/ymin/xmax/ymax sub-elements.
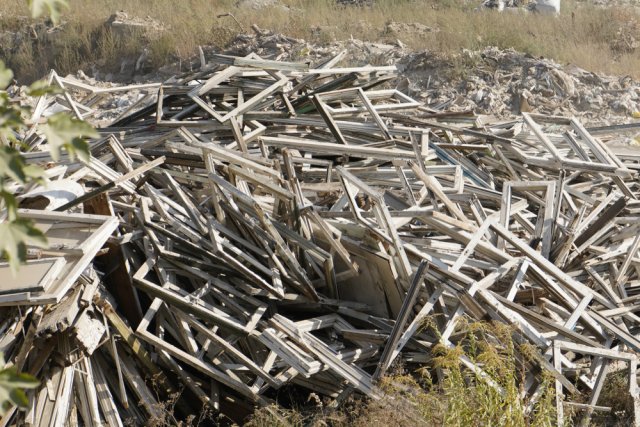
<box><xmin>401</xmin><ymin>47</ymin><xmax>640</xmax><ymax>122</ymax></box>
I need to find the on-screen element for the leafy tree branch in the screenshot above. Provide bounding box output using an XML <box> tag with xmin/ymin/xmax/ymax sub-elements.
<box><xmin>0</xmin><ymin>0</ymin><xmax>93</xmax><ymax>414</ymax></box>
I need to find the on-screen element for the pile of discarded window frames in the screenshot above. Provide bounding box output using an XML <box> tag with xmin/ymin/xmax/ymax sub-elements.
<box><xmin>2</xmin><ymin>52</ymin><xmax>640</xmax><ymax>426</ymax></box>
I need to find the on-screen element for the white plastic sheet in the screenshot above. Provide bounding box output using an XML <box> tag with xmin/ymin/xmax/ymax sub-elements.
<box><xmin>535</xmin><ymin>0</ymin><xmax>560</xmax><ymax>14</ymax></box>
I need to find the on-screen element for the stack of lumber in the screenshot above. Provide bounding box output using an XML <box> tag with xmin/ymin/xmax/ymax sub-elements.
<box><xmin>2</xmin><ymin>51</ymin><xmax>640</xmax><ymax>426</ymax></box>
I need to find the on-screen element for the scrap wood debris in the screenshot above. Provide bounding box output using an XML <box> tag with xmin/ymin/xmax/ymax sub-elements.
<box><xmin>1</xmin><ymin>48</ymin><xmax>640</xmax><ymax>426</ymax></box>
<box><xmin>221</xmin><ymin>27</ymin><xmax>640</xmax><ymax>126</ymax></box>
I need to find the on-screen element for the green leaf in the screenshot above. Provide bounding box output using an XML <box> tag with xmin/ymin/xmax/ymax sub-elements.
<box><xmin>0</xmin><ymin>92</ymin><xmax>9</xmax><ymax>109</ymax></box>
<box><xmin>0</xmin><ymin>191</ymin><xmax>18</xmax><ymax>221</ymax></box>
<box><xmin>0</xmin><ymin>98</ymin><xmax>25</xmax><ymax>135</ymax></box>
<box><xmin>26</xmin><ymin>80</ymin><xmax>62</xmax><ymax>97</ymax></box>
<box><xmin>0</xmin><ymin>148</ymin><xmax>41</xmax><ymax>186</ymax></box>
<box><xmin>27</xmin><ymin>0</ymin><xmax>68</xmax><ymax>25</ymax></box>
<box><xmin>21</xmin><ymin>165</ymin><xmax>46</xmax><ymax>182</ymax></box>
<box><xmin>1</xmin><ymin>373</ymin><xmax>40</xmax><ymax>390</ymax></box>
<box><xmin>40</xmin><ymin>113</ymin><xmax>96</xmax><ymax>162</ymax></box>
<box><xmin>0</xmin><ymin>218</ymin><xmax>48</xmax><ymax>275</ymax></box>
<box><xmin>0</xmin><ymin>62</ymin><xmax>13</xmax><ymax>90</ymax></box>
<box><xmin>0</xmin><ymin>365</ymin><xmax>39</xmax><ymax>415</ymax></box>
<box><xmin>8</xmin><ymin>388</ymin><xmax>28</xmax><ymax>409</ymax></box>
<box><xmin>69</xmin><ymin>137</ymin><xmax>90</xmax><ymax>163</ymax></box>
<box><xmin>0</xmin><ymin>147</ymin><xmax>29</xmax><ymax>184</ymax></box>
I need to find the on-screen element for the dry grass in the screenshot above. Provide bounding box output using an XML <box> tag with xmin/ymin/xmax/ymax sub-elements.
<box><xmin>245</xmin><ymin>319</ymin><xmax>559</xmax><ymax>427</ymax></box>
<box><xmin>1</xmin><ymin>0</ymin><xmax>640</xmax><ymax>82</ymax></box>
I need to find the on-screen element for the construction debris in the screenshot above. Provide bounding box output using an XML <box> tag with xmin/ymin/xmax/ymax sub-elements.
<box><xmin>234</xmin><ymin>0</ymin><xmax>292</xmax><ymax>11</ymax></box>
<box><xmin>106</xmin><ymin>11</ymin><xmax>166</xmax><ymax>39</ymax></box>
<box><xmin>401</xmin><ymin>46</ymin><xmax>640</xmax><ymax>122</ymax></box>
<box><xmin>480</xmin><ymin>0</ymin><xmax>559</xmax><ymax>14</ymax></box>
<box><xmin>221</xmin><ymin>27</ymin><xmax>640</xmax><ymax>125</ymax></box>
<box><xmin>2</xmin><ymin>48</ymin><xmax>640</xmax><ymax>426</ymax></box>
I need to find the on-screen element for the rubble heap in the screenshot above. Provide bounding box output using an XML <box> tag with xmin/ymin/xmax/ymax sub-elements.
<box><xmin>402</xmin><ymin>47</ymin><xmax>640</xmax><ymax>122</ymax></box>
<box><xmin>2</xmin><ymin>51</ymin><xmax>640</xmax><ymax>426</ymax></box>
